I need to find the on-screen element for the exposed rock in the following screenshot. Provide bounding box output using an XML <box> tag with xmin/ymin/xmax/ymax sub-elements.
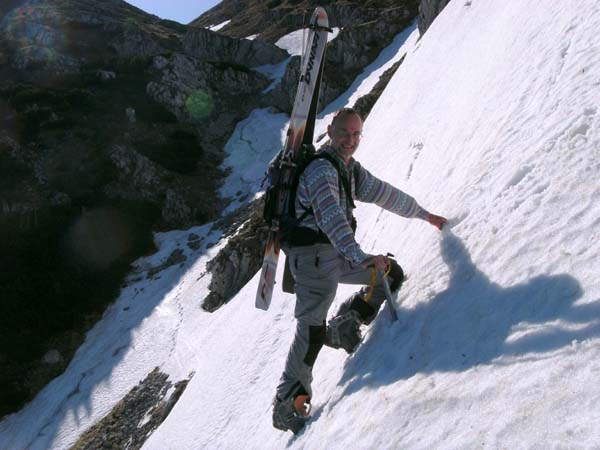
<box><xmin>203</xmin><ymin>197</ymin><xmax>269</xmax><ymax>312</ymax></box>
<box><xmin>418</xmin><ymin>0</ymin><xmax>451</xmax><ymax>35</ymax></box>
<box><xmin>146</xmin><ymin>52</ymin><xmax>269</xmax><ymax>124</ymax></box>
<box><xmin>96</xmin><ymin>69</ymin><xmax>116</xmax><ymax>81</ymax></box>
<box><xmin>263</xmin><ymin>4</ymin><xmax>418</xmax><ymax>113</ymax></box>
<box><xmin>0</xmin><ymin>0</ymin><xmax>185</xmax><ymax>77</ymax></box>
<box><xmin>107</xmin><ymin>144</ymin><xmax>168</xmax><ymax>202</ymax></box>
<box><xmin>187</xmin><ymin>233</ymin><xmax>203</xmax><ymax>250</ymax></box>
<box><xmin>125</xmin><ymin>107</ymin><xmax>136</xmax><ymax>123</ymax></box>
<box><xmin>192</xmin><ymin>1</ymin><xmax>419</xmax><ymax>44</ymax></box>
<box><xmin>183</xmin><ymin>27</ymin><xmax>288</xmax><ymax>67</ymax></box>
<box><xmin>161</xmin><ymin>188</ymin><xmax>193</xmax><ymax>227</ymax></box>
<box><xmin>69</xmin><ymin>367</ymin><xmax>193</xmax><ymax>450</ymax></box>
<box><xmin>352</xmin><ymin>56</ymin><xmax>404</xmax><ymax>120</ymax></box>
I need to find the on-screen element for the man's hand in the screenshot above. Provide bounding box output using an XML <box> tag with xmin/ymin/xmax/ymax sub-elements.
<box><xmin>427</xmin><ymin>213</ymin><xmax>447</xmax><ymax>230</ymax></box>
<box><xmin>360</xmin><ymin>254</ymin><xmax>390</xmax><ymax>270</ymax></box>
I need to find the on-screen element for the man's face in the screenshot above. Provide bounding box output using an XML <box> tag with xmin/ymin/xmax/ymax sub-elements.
<box><xmin>327</xmin><ymin>113</ymin><xmax>363</xmax><ymax>161</ymax></box>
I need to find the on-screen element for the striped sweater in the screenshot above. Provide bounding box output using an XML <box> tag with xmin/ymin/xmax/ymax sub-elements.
<box><xmin>295</xmin><ymin>146</ymin><xmax>430</xmax><ymax>264</ymax></box>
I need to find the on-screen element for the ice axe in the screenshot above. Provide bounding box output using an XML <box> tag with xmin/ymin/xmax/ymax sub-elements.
<box><xmin>379</xmin><ymin>269</ymin><xmax>398</xmax><ymax>322</ymax></box>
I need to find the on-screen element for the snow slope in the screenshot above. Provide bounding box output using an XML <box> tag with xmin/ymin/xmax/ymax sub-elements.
<box><xmin>2</xmin><ymin>1</ymin><xmax>600</xmax><ymax>449</ymax></box>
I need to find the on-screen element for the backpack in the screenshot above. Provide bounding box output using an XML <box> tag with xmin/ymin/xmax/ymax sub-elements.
<box><xmin>262</xmin><ymin>144</ymin><xmax>359</xmax><ymax>245</ymax></box>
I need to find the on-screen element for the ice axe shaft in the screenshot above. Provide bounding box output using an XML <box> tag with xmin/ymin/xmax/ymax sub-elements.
<box><xmin>379</xmin><ymin>269</ymin><xmax>398</xmax><ymax>322</ymax></box>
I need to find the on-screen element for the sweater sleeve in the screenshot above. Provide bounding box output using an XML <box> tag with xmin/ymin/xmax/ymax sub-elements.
<box><xmin>304</xmin><ymin>160</ymin><xmax>370</xmax><ymax>265</ymax></box>
<box><xmin>354</xmin><ymin>162</ymin><xmax>430</xmax><ymax>220</ymax></box>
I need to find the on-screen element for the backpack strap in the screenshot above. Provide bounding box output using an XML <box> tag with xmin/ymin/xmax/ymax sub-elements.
<box><xmin>353</xmin><ymin>163</ymin><xmax>360</xmax><ymax>194</ymax></box>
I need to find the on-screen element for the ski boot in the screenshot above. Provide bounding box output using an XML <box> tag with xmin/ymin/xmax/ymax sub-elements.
<box><xmin>272</xmin><ymin>394</ymin><xmax>311</xmax><ymax>434</ymax></box>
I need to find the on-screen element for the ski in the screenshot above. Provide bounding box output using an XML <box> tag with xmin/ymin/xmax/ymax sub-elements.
<box><xmin>255</xmin><ymin>7</ymin><xmax>331</xmax><ymax>310</ymax></box>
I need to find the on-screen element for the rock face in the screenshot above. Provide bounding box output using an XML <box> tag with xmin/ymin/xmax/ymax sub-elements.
<box><xmin>183</xmin><ymin>27</ymin><xmax>287</xmax><ymax>67</ymax></box>
<box><xmin>146</xmin><ymin>52</ymin><xmax>270</xmax><ymax>125</ymax></box>
<box><xmin>70</xmin><ymin>368</ymin><xmax>192</xmax><ymax>450</ymax></box>
<box><xmin>192</xmin><ymin>1</ymin><xmax>419</xmax><ymax>43</ymax></box>
<box><xmin>203</xmin><ymin>198</ymin><xmax>269</xmax><ymax>312</ymax></box>
<box><xmin>257</xmin><ymin>3</ymin><xmax>419</xmax><ymax>113</ymax></box>
<box><xmin>352</xmin><ymin>57</ymin><xmax>404</xmax><ymax>120</ymax></box>
<box><xmin>418</xmin><ymin>0</ymin><xmax>452</xmax><ymax>35</ymax></box>
<box><xmin>0</xmin><ymin>0</ymin><xmax>184</xmax><ymax>76</ymax></box>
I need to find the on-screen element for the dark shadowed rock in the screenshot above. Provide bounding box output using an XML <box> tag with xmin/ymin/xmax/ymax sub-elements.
<box><xmin>203</xmin><ymin>197</ymin><xmax>269</xmax><ymax>312</ymax></box>
<box><xmin>183</xmin><ymin>27</ymin><xmax>288</xmax><ymax>67</ymax></box>
<box><xmin>262</xmin><ymin>3</ymin><xmax>418</xmax><ymax>114</ymax></box>
<box><xmin>0</xmin><ymin>0</ymin><xmax>185</xmax><ymax>77</ymax></box>
<box><xmin>353</xmin><ymin>56</ymin><xmax>404</xmax><ymax>120</ymax></box>
<box><xmin>418</xmin><ymin>0</ymin><xmax>451</xmax><ymax>35</ymax></box>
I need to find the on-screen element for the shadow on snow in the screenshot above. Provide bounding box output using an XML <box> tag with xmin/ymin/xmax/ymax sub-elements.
<box><xmin>335</xmin><ymin>231</ymin><xmax>591</xmax><ymax>401</ymax></box>
<box><xmin>0</xmin><ymin>224</ymin><xmax>221</xmax><ymax>450</ymax></box>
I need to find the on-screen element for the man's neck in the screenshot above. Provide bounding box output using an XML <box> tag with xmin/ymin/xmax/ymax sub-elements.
<box><xmin>330</xmin><ymin>147</ymin><xmax>352</xmax><ymax>166</ymax></box>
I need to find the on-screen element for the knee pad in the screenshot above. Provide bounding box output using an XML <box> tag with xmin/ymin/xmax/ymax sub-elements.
<box><xmin>303</xmin><ymin>324</ymin><xmax>326</xmax><ymax>367</ymax></box>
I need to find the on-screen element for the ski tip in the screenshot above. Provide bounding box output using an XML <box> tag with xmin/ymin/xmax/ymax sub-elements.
<box><xmin>310</xmin><ymin>7</ymin><xmax>329</xmax><ymax>29</ymax></box>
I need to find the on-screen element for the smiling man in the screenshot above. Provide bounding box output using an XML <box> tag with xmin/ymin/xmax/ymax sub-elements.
<box><xmin>272</xmin><ymin>107</ymin><xmax>447</xmax><ymax>433</ymax></box>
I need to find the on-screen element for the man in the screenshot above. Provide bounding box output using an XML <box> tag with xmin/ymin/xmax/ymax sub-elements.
<box><xmin>272</xmin><ymin>108</ymin><xmax>447</xmax><ymax>433</ymax></box>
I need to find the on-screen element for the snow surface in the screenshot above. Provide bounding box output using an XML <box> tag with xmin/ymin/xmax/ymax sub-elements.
<box><xmin>252</xmin><ymin>57</ymin><xmax>293</xmax><ymax>94</ymax></box>
<box><xmin>219</xmin><ymin>107</ymin><xmax>289</xmax><ymax>214</ymax></box>
<box><xmin>208</xmin><ymin>20</ymin><xmax>230</xmax><ymax>32</ymax></box>
<box><xmin>2</xmin><ymin>1</ymin><xmax>600</xmax><ymax>449</ymax></box>
<box><xmin>253</xmin><ymin>26</ymin><xmax>341</xmax><ymax>94</ymax></box>
<box><xmin>275</xmin><ymin>27</ymin><xmax>340</xmax><ymax>56</ymax></box>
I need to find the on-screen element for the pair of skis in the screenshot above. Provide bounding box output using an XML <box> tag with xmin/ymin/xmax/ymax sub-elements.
<box><xmin>255</xmin><ymin>7</ymin><xmax>331</xmax><ymax>310</ymax></box>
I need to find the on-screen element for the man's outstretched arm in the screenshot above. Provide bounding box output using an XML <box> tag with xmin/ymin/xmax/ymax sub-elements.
<box><xmin>355</xmin><ymin>163</ymin><xmax>446</xmax><ymax>226</ymax></box>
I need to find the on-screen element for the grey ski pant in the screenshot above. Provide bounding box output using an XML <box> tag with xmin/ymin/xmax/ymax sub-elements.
<box><xmin>275</xmin><ymin>243</ymin><xmax>389</xmax><ymax>401</ymax></box>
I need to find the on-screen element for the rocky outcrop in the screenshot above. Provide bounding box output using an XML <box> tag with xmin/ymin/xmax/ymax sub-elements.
<box><xmin>70</xmin><ymin>368</ymin><xmax>192</xmax><ymax>450</ymax></box>
<box><xmin>183</xmin><ymin>27</ymin><xmax>287</xmax><ymax>67</ymax></box>
<box><xmin>108</xmin><ymin>145</ymin><xmax>200</xmax><ymax>228</ymax></box>
<box><xmin>146</xmin><ymin>52</ymin><xmax>269</xmax><ymax>124</ymax></box>
<box><xmin>192</xmin><ymin>1</ymin><xmax>419</xmax><ymax>44</ymax></box>
<box><xmin>0</xmin><ymin>0</ymin><xmax>184</xmax><ymax>77</ymax></box>
<box><xmin>352</xmin><ymin>56</ymin><xmax>404</xmax><ymax>120</ymax></box>
<box><xmin>264</xmin><ymin>4</ymin><xmax>417</xmax><ymax>113</ymax></box>
<box><xmin>203</xmin><ymin>198</ymin><xmax>269</xmax><ymax>312</ymax></box>
<box><xmin>418</xmin><ymin>0</ymin><xmax>451</xmax><ymax>35</ymax></box>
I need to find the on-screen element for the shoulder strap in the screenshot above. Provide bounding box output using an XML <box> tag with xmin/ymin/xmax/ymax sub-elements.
<box><xmin>353</xmin><ymin>163</ymin><xmax>360</xmax><ymax>194</ymax></box>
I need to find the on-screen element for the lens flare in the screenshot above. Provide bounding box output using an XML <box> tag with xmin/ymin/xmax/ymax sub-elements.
<box><xmin>185</xmin><ymin>90</ymin><xmax>214</xmax><ymax>119</ymax></box>
<box><xmin>67</xmin><ymin>207</ymin><xmax>131</xmax><ymax>270</ymax></box>
<box><xmin>1</xmin><ymin>1</ymin><xmax>67</xmax><ymax>68</ymax></box>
